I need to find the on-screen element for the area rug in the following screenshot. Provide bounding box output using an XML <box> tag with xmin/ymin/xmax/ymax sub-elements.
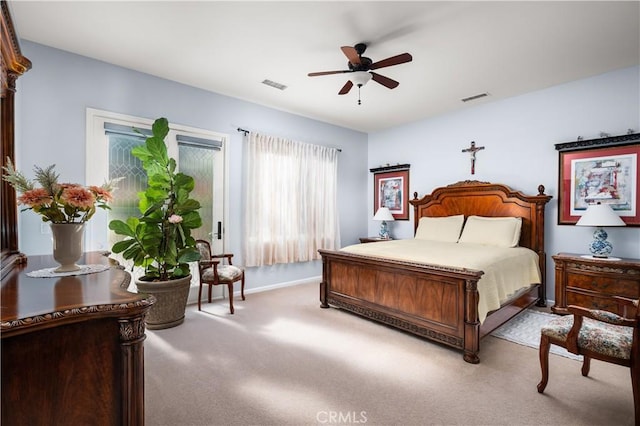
<box><xmin>491</xmin><ymin>309</ymin><xmax>582</xmax><ymax>361</ymax></box>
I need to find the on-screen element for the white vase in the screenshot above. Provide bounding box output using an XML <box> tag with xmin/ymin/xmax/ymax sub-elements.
<box><xmin>50</xmin><ymin>223</ymin><xmax>85</xmax><ymax>273</ymax></box>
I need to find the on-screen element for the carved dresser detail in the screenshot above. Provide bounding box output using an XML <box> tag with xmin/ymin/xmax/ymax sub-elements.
<box><xmin>552</xmin><ymin>253</ymin><xmax>640</xmax><ymax>316</ymax></box>
<box><xmin>1</xmin><ymin>252</ymin><xmax>155</xmax><ymax>425</ymax></box>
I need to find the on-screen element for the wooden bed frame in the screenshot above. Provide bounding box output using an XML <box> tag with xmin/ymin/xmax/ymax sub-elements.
<box><xmin>319</xmin><ymin>180</ymin><xmax>552</xmax><ymax>363</ymax></box>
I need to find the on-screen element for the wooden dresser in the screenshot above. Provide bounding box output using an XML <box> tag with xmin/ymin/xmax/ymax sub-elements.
<box><xmin>1</xmin><ymin>0</ymin><xmax>32</xmax><ymax>276</ymax></box>
<box><xmin>1</xmin><ymin>252</ymin><xmax>155</xmax><ymax>426</ymax></box>
<box><xmin>552</xmin><ymin>253</ymin><xmax>640</xmax><ymax>316</ymax></box>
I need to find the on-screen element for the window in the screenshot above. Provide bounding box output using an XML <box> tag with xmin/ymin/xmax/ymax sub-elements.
<box><xmin>86</xmin><ymin>109</ymin><xmax>227</xmax><ymax>262</ymax></box>
<box><xmin>244</xmin><ymin>132</ymin><xmax>340</xmax><ymax>266</ymax></box>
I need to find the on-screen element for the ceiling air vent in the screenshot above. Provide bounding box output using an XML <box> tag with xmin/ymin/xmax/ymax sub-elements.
<box><xmin>262</xmin><ymin>79</ymin><xmax>287</xmax><ymax>90</ymax></box>
<box><xmin>461</xmin><ymin>92</ymin><xmax>489</xmax><ymax>103</ymax></box>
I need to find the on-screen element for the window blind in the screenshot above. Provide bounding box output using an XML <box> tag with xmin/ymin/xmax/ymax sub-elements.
<box><xmin>176</xmin><ymin>134</ymin><xmax>222</xmax><ymax>150</ymax></box>
<box><xmin>103</xmin><ymin>122</ymin><xmax>151</xmax><ymax>138</ymax></box>
<box><xmin>104</xmin><ymin>123</ymin><xmax>222</xmax><ymax>151</ymax></box>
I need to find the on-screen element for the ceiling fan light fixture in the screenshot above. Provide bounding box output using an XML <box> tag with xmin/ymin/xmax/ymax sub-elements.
<box><xmin>351</xmin><ymin>71</ymin><xmax>372</xmax><ymax>87</ymax></box>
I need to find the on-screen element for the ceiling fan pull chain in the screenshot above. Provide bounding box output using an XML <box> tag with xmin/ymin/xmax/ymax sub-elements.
<box><xmin>358</xmin><ymin>85</ymin><xmax>362</xmax><ymax>105</ymax></box>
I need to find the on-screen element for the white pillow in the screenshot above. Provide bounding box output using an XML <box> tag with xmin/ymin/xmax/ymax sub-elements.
<box><xmin>458</xmin><ymin>216</ymin><xmax>522</xmax><ymax>247</ymax></box>
<box><xmin>414</xmin><ymin>215</ymin><xmax>465</xmax><ymax>243</ymax></box>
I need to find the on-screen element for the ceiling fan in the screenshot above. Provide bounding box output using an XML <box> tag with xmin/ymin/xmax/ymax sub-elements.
<box><xmin>308</xmin><ymin>43</ymin><xmax>413</xmax><ymax>104</ymax></box>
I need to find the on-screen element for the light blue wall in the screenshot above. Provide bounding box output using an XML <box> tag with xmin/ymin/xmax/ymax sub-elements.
<box><xmin>14</xmin><ymin>41</ymin><xmax>640</xmax><ymax>300</ymax></box>
<box><xmin>368</xmin><ymin>65</ymin><xmax>640</xmax><ymax>302</ymax></box>
<box><xmin>15</xmin><ymin>41</ymin><xmax>369</xmax><ymax>290</ymax></box>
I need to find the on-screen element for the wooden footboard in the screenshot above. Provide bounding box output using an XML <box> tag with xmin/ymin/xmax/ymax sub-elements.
<box><xmin>319</xmin><ymin>249</ymin><xmax>541</xmax><ymax>363</ymax></box>
<box><xmin>319</xmin><ymin>249</ymin><xmax>488</xmax><ymax>363</ymax></box>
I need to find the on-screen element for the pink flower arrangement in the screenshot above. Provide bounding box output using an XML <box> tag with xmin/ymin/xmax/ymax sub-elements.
<box><xmin>3</xmin><ymin>158</ymin><xmax>121</xmax><ymax>224</ymax></box>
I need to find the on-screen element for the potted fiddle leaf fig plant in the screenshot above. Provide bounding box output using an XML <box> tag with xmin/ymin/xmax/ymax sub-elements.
<box><xmin>109</xmin><ymin>117</ymin><xmax>202</xmax><ymax>329</ymax></box>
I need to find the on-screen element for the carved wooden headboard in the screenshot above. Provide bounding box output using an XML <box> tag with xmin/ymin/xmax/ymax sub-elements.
<box><xmin>410</xmin><ymin>181</ymin><xmax>552</xmax><ymax>289</ymax></box>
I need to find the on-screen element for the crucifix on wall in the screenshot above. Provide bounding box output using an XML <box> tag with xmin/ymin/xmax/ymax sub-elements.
<box><xmin>462</xmin><ymin>141</ymin><xmax>485</xmax><ymax>175</ymax></box>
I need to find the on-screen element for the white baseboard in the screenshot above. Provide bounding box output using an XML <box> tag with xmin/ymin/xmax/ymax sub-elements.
<box><xmin>186</xmin><ymin>275</ymin><xmax>321</xmax><ymax>305</ymax></box>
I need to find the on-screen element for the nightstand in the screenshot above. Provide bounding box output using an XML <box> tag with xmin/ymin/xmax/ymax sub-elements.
<box><xmin>552</xmin><ymin>253</ymin><xmax>640</xmax><ymax>316</ymax></box>
<box><xmin>359</xmin><ymin>237</ymin><xmax>392</xmax><ymax>243</ymax></box>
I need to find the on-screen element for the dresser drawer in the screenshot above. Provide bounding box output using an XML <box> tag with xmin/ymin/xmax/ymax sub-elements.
<box><xmin>567</xmin><ymin>272</ymin><xmax>640</xmax><ymax>298</ymax></box>
<box><xmin>566</xmin><ymin>290</ymin><xmax>637</xmax><ymax>316</ymax></box>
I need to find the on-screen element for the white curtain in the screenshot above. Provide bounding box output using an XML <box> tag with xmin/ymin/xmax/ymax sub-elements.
<box><xmin>244</xmin><ymin>132</ymin><xmax>340</xmax><ymax>267</ymax></box>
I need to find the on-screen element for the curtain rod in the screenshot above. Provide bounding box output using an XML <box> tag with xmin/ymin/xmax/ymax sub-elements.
<box><xmin>236</xmin><ymin>127</ymin><xmax>342</xmax><ymax>152</ymax></box>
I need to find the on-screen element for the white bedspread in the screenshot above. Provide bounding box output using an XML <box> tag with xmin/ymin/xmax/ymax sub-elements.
<box><xmin>341</xmin><ymin>239</ymin><xmax>541</xmax><ymax>323</ymax></box>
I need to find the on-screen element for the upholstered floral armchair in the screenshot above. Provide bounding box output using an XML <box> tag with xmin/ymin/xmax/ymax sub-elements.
<box><xmin>195</xmin><ymin>239</ymin><xmax>245</xmax><ymax>314</ymax></box>
<box><xmin>537</xmin><ymin>296</ymin><xmax>639</xmax><ymax>423</ymax></box>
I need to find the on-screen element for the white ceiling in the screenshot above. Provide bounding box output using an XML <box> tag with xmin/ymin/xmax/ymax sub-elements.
<box><xmin>9</xmin><ymin>1</ymin><xmax>640</xmax><ymax>133</ymax></box>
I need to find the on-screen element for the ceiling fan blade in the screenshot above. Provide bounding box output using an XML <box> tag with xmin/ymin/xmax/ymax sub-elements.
<box><xmin>370</xmin><ymin>53</ymin><xmax>413</xmax><ymax>70</ymax></box>
<box><xmin>341</xmin><ymin>46</ymin><xmax>361</xmax><ymax>65</ymax></box>
<box><xmin>370</xmin><ymin>72</ymin><xmax>399</xmax><ymax>89</ymax></box>
<box><xmin>338</xmin><ymin>80</ymin><xmax>354</xmax><ymax>95</ymax></box>
<box><xmin>308</xmin><ymin>70</ymin><xmax>350</xmax><ymax>77</ymax></box>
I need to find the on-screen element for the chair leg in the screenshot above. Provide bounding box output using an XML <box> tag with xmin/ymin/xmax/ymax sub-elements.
<box><xmin>208</xmin><ymin>284</ymin><xmax>212</xmax><ymax>303</ymax></box>
<box><xmin>537</xmin><ymin>334</ymin><xmax>551</xmax><ymax>393</ymax></box>
<box><xmin>198</xmin><ymin>281</ymin><xmax>203</xmax><ymax>311</ymax></box>
<box><xmin>581</xmin><ymin>356</ymin><xmax>591</xmax><ymax>377</ymax></box>
<box><xmin>241</xmin><ymin>273</ymin><xmax>246</xmax><ymax>301</ymax></box>
<box><xmin>228</xmin><ymin>283</ymin><xmax>234</xmax><ymax>314</ymax></box>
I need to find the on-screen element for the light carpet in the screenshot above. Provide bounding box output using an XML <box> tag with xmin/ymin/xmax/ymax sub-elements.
<box><xmin>145</xmin><ymin>284</ymin><xmax>633</xmax><ymax>425</ymax></box>
<box><xmin>491</xmin><ymin>309</ymin><xmax>583</xmax><ymax>361</ymax></box>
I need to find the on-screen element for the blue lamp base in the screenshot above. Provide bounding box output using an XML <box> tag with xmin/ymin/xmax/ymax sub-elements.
<box><xmin>588</xmin><ymin>227</ymin><xmax>613</xmax><ymax>258</ymax></box>
<box><xmin>378</xmin><ymin>220</ymin><xmax>390</xmax><ymax>239</ymax></box>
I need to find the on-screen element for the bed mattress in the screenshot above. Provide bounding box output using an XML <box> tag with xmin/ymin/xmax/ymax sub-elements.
<box><xmin>341</xmin><ymin>239</ymin><xmax>541</xmax><ymax>323</ymax></box>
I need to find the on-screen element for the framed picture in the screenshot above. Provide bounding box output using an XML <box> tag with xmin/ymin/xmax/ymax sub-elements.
<box><xmin>556</xmin><ymin>133</ymin><xmax>640</xmax><ymax>226</ymax></box>
<box><xmin>371</xmin><ymin>165</ymin><xmax>410</xmax><ymax>220</ymax></box>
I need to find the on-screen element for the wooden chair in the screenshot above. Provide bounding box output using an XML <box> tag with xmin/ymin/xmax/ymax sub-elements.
<box><xmin>195</xmin><ymin>239</ymin><xmax>245</xmax><ymax>314</ymax></box>
<box><xmin>537</xmin><ymin>297</ymin><xmax>640</xmax><ymax>424</ymax></box>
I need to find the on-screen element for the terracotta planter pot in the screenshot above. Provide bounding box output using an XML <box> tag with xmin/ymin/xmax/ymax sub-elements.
<box><xmin>135</xmin><ymin>274</ymin><xmax>192</xmax><ymax>330</ymax></box>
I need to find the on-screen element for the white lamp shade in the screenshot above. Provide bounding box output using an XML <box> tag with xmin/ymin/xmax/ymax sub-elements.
<box><xmin>373</xmin><ymin>207</ymin><xmax>395</xmax><ymax>221</ymax></box>
<box><xmin>576</xmin><ymin>203</ymin><xmax>626</xmax><ymax>227</ymax></box>
<box><xmin>351</xmin><ymin>71</ymin><xmax>372</xmax><ymax>87</ymax></box>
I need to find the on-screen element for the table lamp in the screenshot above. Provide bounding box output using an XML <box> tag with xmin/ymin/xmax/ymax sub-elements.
<box><xmin>576</xmin><ymin>202</ymin><xmax>626</xmax><ymax>258</ymax></box>
<box><xmin>373</xmin><ymin>207</ymin><xmax>394</xmax><ymax>239</ymax></box>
